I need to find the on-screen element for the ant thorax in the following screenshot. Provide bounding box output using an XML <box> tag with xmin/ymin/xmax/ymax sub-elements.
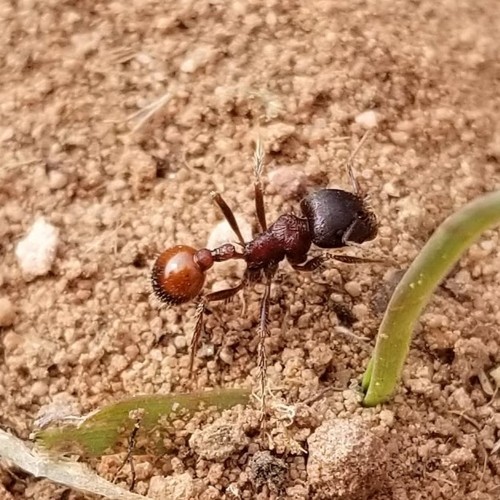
<box><xmin>243</xmin><ymin>214</ymin><xmax>312</xmax><ymax>270</ymax></box>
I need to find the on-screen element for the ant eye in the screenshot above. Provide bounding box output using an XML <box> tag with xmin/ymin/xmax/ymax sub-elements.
<box><xmin>351</xmin><ymin>210</ymin><xmax>378</xmax><ymax>243</ymax></box>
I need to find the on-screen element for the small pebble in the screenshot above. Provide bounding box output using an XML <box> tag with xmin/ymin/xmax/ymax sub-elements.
<box><xmin>379</xmin><ymin>409</ymin><xmax>395</xmax><ymax>427</ymax></box>
<box><xmin>48</xmin><ymin>170</ymin><xmax>68</xmax><ymax>190</ymax></box>
<box><xmin>352</xmin><ymin>303</ymin><xmax>369</xmax><ymax>320</ymax></box>
<box><xmin>444</xmin><ymin>448</ymin><xmax>475</xmax><ymax>468</ymax></box>
<box><xmin>450</xmin><ymin>387</ymin><xmax>474</xmax><ymax>412</ymax></box>
<box><xmin>268</xmin><ymin>166</ymin><xmax>308</xmax><ymax>199</ymax></box>
<box><xmin>389</xmin><ymin>131</ymin><xmax>409</xmax><ymax>146</ymax></box>
<box><xmin>180</xmin><ymin>45</ymin><xmax>216</xmax><ymax>73</ymax></box>
<box><xmin>355</xmin><ymin>110</ymin><xmax>380</xmax><ymax>129</ymax></box>
<box><xmin>31</xmin><ymin>380</ymin><xmax>49</xmax><ymax>398</ymax></box>
<box><xmin>382</xmin><ymin>182</ymin><xmax>400</xmax><ymax>197</ymax></box>
<box><xmin>148</xmin><ymin>473</ymin><xmax>194</xmax><ymax>500</ymax></box>
<box><xmin>124</xmin><ymin>344</ymin><xmax>140</xmax><ymax>361</ymax></box>
<box><xmin>490</xmin><ymin>365</ymin><xmax>500</xmax><ymax>386</ymax></box>
<box><xmin>344</xmin><ymin>281</ymin><xmax>361</xmax><ymax>298</ymax></box>
<box><xmin>219</xmin><ymin>346</ymin><xmax>234</xmax><ymax>365</ymax></box>
<box><xmin>189</xmin><ymin>419</ymin><xmax>248</xmax><ymax>461</ymax></box>
<box><xmin>307</xmin><ymin>418</ymin><xmax>387</xmax><ymax>499</ymax></box>
<box><xmin>248</xmin><ymin>451</ymin><xmax>287</xmax><ymax>491</ymax></box>
<box><xmin>0</xmin><ymin>297</ymin><xmax>15</xmax><ymax>327</ymax></box>
<box><xmin>15</xmin><ymin>217</ymin><xmax>59</xmax><ymax>280</ymax></box>
<box><xmin>173</xmin><ymin>335</ymin><xmax>187</xmax><ymax>350</ymax></box>
<box><xmin>3</xmin><ymin>331</ymin><xmax>22</xmax><ymax>351</ymax></box>
<box><xmin>207</xmin><ymin>216</ymin><xmax>252</xmax><ymax>249</ymax></box>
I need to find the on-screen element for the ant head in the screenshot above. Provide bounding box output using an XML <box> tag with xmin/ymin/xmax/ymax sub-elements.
<box><xmin>300</xmin><ymin>189</ymin><xmax>378</xmax><ymax>249</ymax></box>
<box><xmin>300</xmin><ymin>131</ymin><xmax>378</xmax><ymax>249</ymax></box>
<box><xmin>152</xmin><ymin>246</ymin><xmax>213</xmax><ymax>304</ymax></box>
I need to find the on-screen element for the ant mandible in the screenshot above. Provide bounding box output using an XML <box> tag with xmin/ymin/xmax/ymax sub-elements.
<box><xmin>151</xmin><ymin>132</ymin><xmax>378</xmax><ymax>405</ymax></box>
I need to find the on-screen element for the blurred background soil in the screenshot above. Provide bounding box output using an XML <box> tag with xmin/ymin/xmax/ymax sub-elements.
<box><xmin>0</xmin><ymin>0</ymin><xmax>499</xmax><ymax>498</ymax></box>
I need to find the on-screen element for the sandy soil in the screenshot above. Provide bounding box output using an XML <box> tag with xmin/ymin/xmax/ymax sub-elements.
<box><xmin>1</xmin><ymin>0</ymin><xmax>499</xmax><ymax>498</ymax></box>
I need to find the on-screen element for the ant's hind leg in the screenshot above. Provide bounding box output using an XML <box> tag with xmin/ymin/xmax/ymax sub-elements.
<box><xmin>188</xmin><ymin>281</ymin><xmax>246</xmax><ymax>375</ymax></box>
<box><xmin>256</xmin><ymin>279</ymin><xmax>272</xmax><ymax>418</ymax></box>
<box><xmin>112</xmin><ymin>412</ymin><xmax>143</xmax><ymax>491</ymax></box>
<box><xmin>253</xmin><ymin>139</ymin><xmax>267</xmax><ymax>231</ymax></box>
<box><xmin>189</xmin><ymin>298</ymin><xmax>208</xmax><ymax>375</ymax></box>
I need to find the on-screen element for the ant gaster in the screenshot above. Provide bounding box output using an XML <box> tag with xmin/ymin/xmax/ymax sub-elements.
<box><xmin>152</xmin><ymin>133</ymin><xmax>378</xmax><ymax>404</ymax></box>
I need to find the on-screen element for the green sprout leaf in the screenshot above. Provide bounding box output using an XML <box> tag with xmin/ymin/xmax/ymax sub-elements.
<box><xmin>362</xmin><ymin>190</ymin><xmax>500</xmax><ymax>406</ymax></box>
<box><xmin>36</xmin><ymin>388</ymin><xmax>250</xmax><ymax>456</ymax></box>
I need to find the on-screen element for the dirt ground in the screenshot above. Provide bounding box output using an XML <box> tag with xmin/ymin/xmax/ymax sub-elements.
<box><xmin>1</xmin><ymin>0</ymin><xmax>499</xmax><ymax>499</ymax></box>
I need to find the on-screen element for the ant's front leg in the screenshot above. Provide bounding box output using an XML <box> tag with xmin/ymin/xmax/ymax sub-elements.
<box><xmin>189</xmin><ymin>281</ymin><xmax>246</xmax><ymax>374</ymax></box>
<box><xmin>290</xmin><ymin>254</ymin><xmax>382</xmax><ymax>276</ymax></box>
<box><xmin>290</xmin><ymin>256</ymin><xmax>325</xmax><ymax>273</ymax></box>
<box><xmin>327</xmin><ymin>254</ymin><xmax>383</xmax><ymax>264</ymax></box>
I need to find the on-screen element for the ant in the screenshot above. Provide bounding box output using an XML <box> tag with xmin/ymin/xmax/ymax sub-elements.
<box><xmin>151</xmin><ymin>132</ymin><xmax>378</xmax><ymax>409</ymax></box>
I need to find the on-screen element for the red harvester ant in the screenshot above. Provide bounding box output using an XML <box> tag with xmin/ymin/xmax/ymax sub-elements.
<box><xmin>151</xmin><ymin>133</ymin><xmax>378</xmax><ymax>406</ymax></box>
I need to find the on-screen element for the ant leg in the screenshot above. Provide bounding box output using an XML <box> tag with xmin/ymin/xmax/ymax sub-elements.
<box><xmin>189</xmin><ymin>299</ymin><xmax>207</xmax><ymax>375</ymax></box>
<box><xmin>113</xmin><ymin>413</ymin><xmax>142</xmax><ymax>491</ymax></box>
<box><xmin>256</xmin><ymin>279</ymin><xmax>271</xmax><ymax>418</ymax></box>
<box><xmin>253</xmin><ymin>139</ymin><xmax>267</xmax><ymax>231</ymax></box>
<box><xmin>328</xmin><ymin>254</ymin><xmax>383</xmax><ymax>264</ymax></box>
<box><xmin>291</xmin><ymin>254</ymin><xmax>381</xmax><ymax>275</ymax></box>
<box><xmin>189</xmin><ymin>281</ymin><xmax>246</xmax><ymax>374</ymax></box>
<box><xmin>291</xmin><ymin>256</ymin><xmax>325</xmax><ymax>272</ymax></box>
<box><xmin>211</xmin><ymin>191</ymin><xmax>246</xmax><ymax>246</ymax></box>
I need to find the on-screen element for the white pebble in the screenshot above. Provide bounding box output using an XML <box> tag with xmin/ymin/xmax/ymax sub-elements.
<box><xmin>490</xmin><ymin>365</ymin><xmax>500</xmax><ymax>386</ymax></box>
<box><xmin>180</xmin><ymin>45</ymin><xmax>216</xmax><ymax>73</ymax></box>
<box><xmin>15</xmin><ymin>217</ymin><xmax>59</xmax><ymax>279</ymax></box>
<box><xmin>173</xmin><ymin>335</ymin><xmax>187</xmax><ymax>350</ymax></box>
<box><xmin>382</xmin><ymin>182</ymin><xmax>400</xmax><ymax>198</ymax></box>
<box><xmin>355</xmin><ymin>110</ymin><xmax>380</xmax><ymax>129</ymax></box>
<box><xmin>48</xmin><ymin>170</ymin><xmax>68</xmax><ymax>190</ymax></box>
<box><xmin>207</xmin><ymin>216</ymin><xmax>252</xmax><ymax>249</ymax></box>
<box><xmin>379</xmin><ymin>409</ymin><xmax>395</xmax><ymax>427</ymax></box>
<box><xmin>344</xmin><ymin>280</ymin><xmax>362</xmax><ymax>297</ymax></box>
<box><xmin>31</xmin><ymin>380</ymin><xmax>49</xmax><ymax>398</ymax></box>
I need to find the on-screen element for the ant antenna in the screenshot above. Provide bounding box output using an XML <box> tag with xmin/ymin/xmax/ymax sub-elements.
<box><xmin>253</xmin><ymin>138</ymin><xmax>268</xmax><ymax>231</ymax></box>
<box><xmin>253</xmin><ymin>138</ymin><xmax>265</xmax><ymax>178</ymax></box>
<box><xmin>210</xmin><ymin>191</ymin><xmax>246</xmax><ymax>246</ymax></box>
<box><xmin>345</xmin><ymin>130</ymin><xmax>371</xmax><ymax>195</ymax></box>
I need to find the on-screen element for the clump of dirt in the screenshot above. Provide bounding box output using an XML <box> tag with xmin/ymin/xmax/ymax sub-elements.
<box><xmin>189</xmin><ymin>417</ymin><xmax>249</xmax><ymax>461</ymax></box>
<box><xmin>248</xmin><ymin>451</ymin><xmax>288</xmax><ymax>493</ymax></box>
<box><xmin>307</xmin><ymin>418</ymin><xmax>387</xmax><ymax>499</ymax></box>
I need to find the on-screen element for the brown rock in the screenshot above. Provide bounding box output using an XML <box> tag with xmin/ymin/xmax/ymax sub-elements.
<box><xmin>307</xmin><ymin>418</ymin><xmax>387</xmax><ymax>499</ymax></box>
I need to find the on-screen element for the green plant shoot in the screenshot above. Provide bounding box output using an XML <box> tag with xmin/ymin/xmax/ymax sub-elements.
<box><xmin>36</xmin><ymin>388</ymin><xmax>250</xmax><ymax>456</ymax></box>
<box><xmin>362</xmin><ymin>190</ymin><xmax>500</xmax><ymax>406</ymax></box>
